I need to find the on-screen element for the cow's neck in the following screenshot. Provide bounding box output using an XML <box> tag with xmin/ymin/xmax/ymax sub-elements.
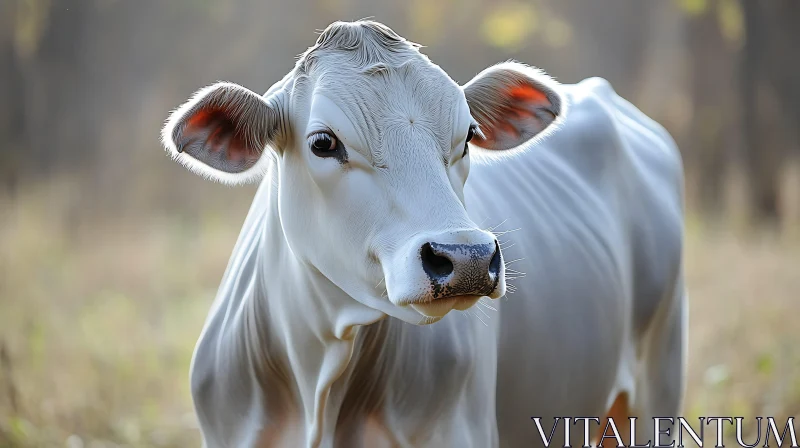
<box><xmin>250</xmin><ymin>165</ymin><xmax>387</xmax><ymax>445</ymax></box>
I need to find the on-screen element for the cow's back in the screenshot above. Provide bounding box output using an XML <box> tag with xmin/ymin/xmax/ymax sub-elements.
<box><xmin>464</xmin><ymin>77</ymin><xmax>684</xmax><ymax>447</ymax></box>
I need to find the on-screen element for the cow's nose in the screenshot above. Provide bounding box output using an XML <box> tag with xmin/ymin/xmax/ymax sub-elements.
<box><xmin>420</xmin><ymin>240</ymin><xmax>501</xmax><ymax>297</ymax></box>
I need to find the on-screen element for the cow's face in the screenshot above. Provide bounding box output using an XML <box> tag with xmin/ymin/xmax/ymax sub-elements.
<box><xmin>161</xmin><ymin>21</ymin><xmax>563</xmax><ymax>325</ymax></box>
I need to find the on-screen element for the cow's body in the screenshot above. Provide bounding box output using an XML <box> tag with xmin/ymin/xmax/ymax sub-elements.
<box><xmin>473</xmin><ymin>77</ymin><xmax>686</xmax><ymax>447</ymax></box>
<box><xmin>187</xmin><ymin>74</ymin><xmax>686</xmax><ymax>447</ymax></box>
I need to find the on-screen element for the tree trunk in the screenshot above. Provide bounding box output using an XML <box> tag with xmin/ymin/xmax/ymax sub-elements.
<box><xmin>740</xmin><ymin>0</ymin><xmax>780</xmax><ymax>223</ymax></box>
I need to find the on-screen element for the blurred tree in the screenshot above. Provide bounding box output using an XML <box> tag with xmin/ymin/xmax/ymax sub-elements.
<box><xmin>685</xmin><ymin>0</ymin><xmax>739</xmax><ymax>215</ymax></box>
<box><xmin>0</xmin><ymin>0</ymin><xmax>796</xmax><ymax>228</ymax></box>
<box><xmin>740</xmin><ymin>0</ymin><xmax>800</xmax><ymax>224</ymax></box>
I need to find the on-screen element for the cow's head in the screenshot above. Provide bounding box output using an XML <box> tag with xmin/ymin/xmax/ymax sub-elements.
<box><xmin>161</xmin><ymin>21</ymin><xmax>564</xmax><ymax>325</ymax></box>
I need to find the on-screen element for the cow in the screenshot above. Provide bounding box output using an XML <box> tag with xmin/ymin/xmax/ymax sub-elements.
<box><xmin>161</xmin><ymin>20</ymin><xmax>687</xmax><ymax>448</ymax></box>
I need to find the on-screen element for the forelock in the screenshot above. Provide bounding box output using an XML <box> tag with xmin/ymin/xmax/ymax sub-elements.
<box><xmin>297</xmin><ymin>20</ymin><xmax>425</xmax><ymax>75</ymax></box>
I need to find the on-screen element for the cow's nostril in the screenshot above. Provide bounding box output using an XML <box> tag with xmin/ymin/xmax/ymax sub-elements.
<box><xmin>488</xmin><ymin>240</ymin><xmax>501</xmax><ymax>277</ymax></box>
<box><xmin>421</xmin><ymin>243</ymin><xmax>454</xmax><ymax>280</ymax></box>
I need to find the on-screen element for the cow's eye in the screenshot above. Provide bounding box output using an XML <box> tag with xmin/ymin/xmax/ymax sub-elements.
<box><xmin>308</xmin><ymin>132</ymin><xmax>339</xmax><ymax>157</ymax></box>
<box><xmin>463</xmin><ymin>126</ymin><xmax>476</xmax><ymax>157</ymax></box>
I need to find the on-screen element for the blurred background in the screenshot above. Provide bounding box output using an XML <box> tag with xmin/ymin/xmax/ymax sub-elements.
<box><xmin>0</xmin><ymin>0</ymin><xmax>798</xmax><ymax>446</ymax></box>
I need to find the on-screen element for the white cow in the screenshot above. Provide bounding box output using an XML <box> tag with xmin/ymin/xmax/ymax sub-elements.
<box><xmin>161</xmin><ymin>20</ymin><xmax>687</xmax><ymax>448</ymax></box>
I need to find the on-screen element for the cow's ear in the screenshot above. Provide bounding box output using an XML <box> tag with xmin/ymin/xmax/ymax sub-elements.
<box><xmin>463</xmin><ymin>62</ymin><xmax>565</xmax><ymax>151</ymax></box>
<box><xmin>161</xmin><ymin>82</ymin><xmax>284</xmax><ymax>185</ymax></box>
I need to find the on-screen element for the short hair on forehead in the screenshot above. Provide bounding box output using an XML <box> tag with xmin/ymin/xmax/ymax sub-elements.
<box><xmin>293</xmin><ymin>20</ymin><xmax>467</xmax><ymax>165</ymax></box>
<box><xmin>297</xmin><ymin>20</ymin><xmax>425</xmax><ymax>74</ymax></box>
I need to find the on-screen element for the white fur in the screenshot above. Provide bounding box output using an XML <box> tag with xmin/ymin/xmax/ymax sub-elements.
<box><xmin>165</xmin><ymin>20</ymin><xmax>687</xmax><ymax>448</ymax></box>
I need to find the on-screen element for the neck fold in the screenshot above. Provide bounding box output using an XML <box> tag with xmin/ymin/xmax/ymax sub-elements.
<box><xmin>247</xmin><ymin>164</ymin><xmax>386</xmax><ymax>446</ymax></box>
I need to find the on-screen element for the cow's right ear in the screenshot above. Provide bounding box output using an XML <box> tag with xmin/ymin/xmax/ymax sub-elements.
<box><xmin>161</xmin><ymin>82</ymin><xmax>284</xmax><ymax>185</ymax></box>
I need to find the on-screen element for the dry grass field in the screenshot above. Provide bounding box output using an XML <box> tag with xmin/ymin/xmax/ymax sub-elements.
<box><xmin>0</xmin><ymin>179</ymin><xmax>798</xmax><ymax>447</ymax></box>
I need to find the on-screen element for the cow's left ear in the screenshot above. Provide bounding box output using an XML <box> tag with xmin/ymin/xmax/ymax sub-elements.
<box><xmin>463</xmin><ymin>62</ymin><xmax>565</xmax><ymax>151</ymax></box>
<box><xmin>161</xmin><ymin>82</ymin><xmax>285</xmax><ymax>185</ymax></box>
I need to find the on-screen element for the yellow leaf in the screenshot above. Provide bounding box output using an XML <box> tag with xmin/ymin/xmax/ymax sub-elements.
<box><xmin>480</xmin><ymin>2</ymin><xmax>538</xmax><ymax>51</ymax></box>
<box><xmin>717</xmin><ymin>0</ymin><xmax>745</xmax><ymax>48</ymax></box>
<box><xmin>676</xmin><ymin>0</ymin><xmax>708</xmax><ymax>17</ymax></box>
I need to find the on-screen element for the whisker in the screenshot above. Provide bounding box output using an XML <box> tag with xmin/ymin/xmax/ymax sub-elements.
<box><xmin>493</xmin><ymin>228</ymin><xmax>521</xmax><ymax>236</ymax></box>
<box><xmin>486</xmin><ymin>218</ymin><xmax>509</xmax><ymax>232</ymax></box>
<box><xmin>478</xmin><ymin>299</ymin><xmax>497</xmax><ymax>312</ymax></box>
<box><xmin>465</xmin><ymin>310</ymin><xmax>475</xmax><ymax>323</ymax></box>
<box><xmin>504</xmin><ymin>257</ymin><xmax>525</xmax><ymax>266</ymax></box>
<box><xmin>472</xmin><ymin>310</ymin><xmax>488</xmax><ymax>327</ymax></box>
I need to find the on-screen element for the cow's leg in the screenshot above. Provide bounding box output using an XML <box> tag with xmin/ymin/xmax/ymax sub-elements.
<box><xmin>594</xmin><ymin>286</ymin><xmax>686</xmax><ymax>448</ymax></box>
<box><xmin>595</xmin><ymin>393</ymin><xmax>631</xmax><ymax>448</ymax></box>
<box><xmin>630</xmin><ymin>287</ymin><xmax>688</xmax><ymax>447</ymax></box>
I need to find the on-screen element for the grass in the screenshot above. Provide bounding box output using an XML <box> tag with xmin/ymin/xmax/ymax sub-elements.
<box><xmin>0</xmin><ymin>180</ymin><xmax>798</xmax><ymax>447</ymax></box>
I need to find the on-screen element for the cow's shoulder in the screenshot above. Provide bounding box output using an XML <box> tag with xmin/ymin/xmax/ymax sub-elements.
<box><xmin>524</xmin><ymin>78</ymin><xmax>641</xmax><ymax>187</ymax></box>
<box><xmin>568</xmin><ymin>76</ymin><xmax>684</xmax><ymax>195</ymax></box>
<box><xmin>557</xmin><ymin>76</ymin><xmax>683</xmax><ymax>227</ymax></box>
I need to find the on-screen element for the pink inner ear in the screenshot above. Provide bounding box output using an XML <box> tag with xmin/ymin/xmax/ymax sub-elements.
<box><xmin>508</xmin><ymin>84</ymin><xmax>549</xmax><ymax>104</ymax></box>
<box><xmin>186</xmin><ymin>108</ymin><xmax>212</xmax><ymax>129</ymax></box>
<box><xmin>472</xmin><ymin>83</ymin><xmax>553</xmax><ymax>150</ymax></box>
<box><xmin>181</xmin><ymin>106</ymin><xmax>257</xmax><ymax>168</ymax></box>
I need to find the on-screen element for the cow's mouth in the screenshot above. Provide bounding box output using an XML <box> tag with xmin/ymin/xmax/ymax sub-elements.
<box><xmin>409</xmin><ymin>294</ymin><xmax>483</xmax><ymax>318</ymax></box>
